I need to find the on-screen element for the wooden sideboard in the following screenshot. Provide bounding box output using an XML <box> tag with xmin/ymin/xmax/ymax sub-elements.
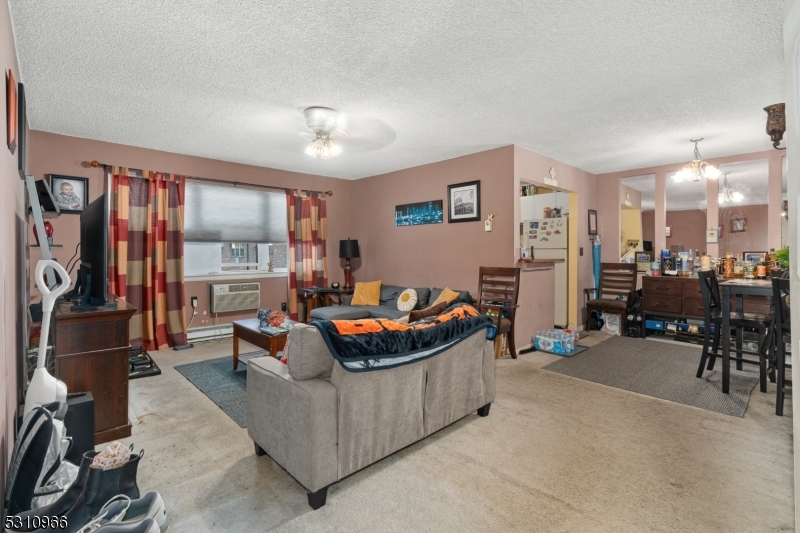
<box><xmin>53</xmin><ymin>298</ymin><xmax>136</xmax><ymax>444</ymax></box>
<box><xmin>642</xmin><ymin>275</ymin><xmax>770</xmax><ymax>321</ymax></box>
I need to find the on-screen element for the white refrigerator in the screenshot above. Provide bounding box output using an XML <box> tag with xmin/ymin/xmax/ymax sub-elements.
<box><xmin>523</xmin><ymin>217</ymin><xmax>568</xmax><ymax>327</ymax></box>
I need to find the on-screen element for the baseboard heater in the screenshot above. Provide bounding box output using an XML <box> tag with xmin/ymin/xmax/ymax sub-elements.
<box><xmin>187</xmin><ymin>324</ymin><xmax>234</xmax><ymax>343</ymax></box>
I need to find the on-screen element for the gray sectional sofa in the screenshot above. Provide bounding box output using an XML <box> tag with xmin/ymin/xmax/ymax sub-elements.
<box><xmin>308</xmin><ymin>284</ymin><xmax>473</xmax><ymax>321</ymax></box>
<box><xmin>246</xmin><ymin>322</ymin><xmax>495</xmax><ymax>509</ymax></box>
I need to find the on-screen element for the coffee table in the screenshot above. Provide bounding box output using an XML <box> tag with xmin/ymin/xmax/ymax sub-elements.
<box><xmin>231</xmin><ymin>318</ymin><xmax>299</xmax><ymax>370</ymax></box>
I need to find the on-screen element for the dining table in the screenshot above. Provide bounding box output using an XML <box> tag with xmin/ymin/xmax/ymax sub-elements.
<box><xmin>718</xmin><ymin>278</ymin><xmax>774</xmax><ymax>394</ymax></box>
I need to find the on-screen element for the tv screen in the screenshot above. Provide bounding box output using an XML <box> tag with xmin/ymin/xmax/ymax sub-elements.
<box><xmin>79</xmin><ymin>193</ymin><xmax>109</xmax><ymax>306</ymax></box>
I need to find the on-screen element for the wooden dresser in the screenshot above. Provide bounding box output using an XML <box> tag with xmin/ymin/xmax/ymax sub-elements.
<box><xmin>642</xmin><ymin>275</ymin><xmax>770</xmax><ymax>319</ymax></box>
<box><xmin>53</xmin><ymin>298</ymin><xmax>136</xmax><ymax>444</ymax></box>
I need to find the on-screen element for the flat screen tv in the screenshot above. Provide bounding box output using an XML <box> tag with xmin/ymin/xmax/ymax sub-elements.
<box><xmin>72</xmin><ymin>193</ymin><xmax>114</xmax><ymax>309</ymax></box>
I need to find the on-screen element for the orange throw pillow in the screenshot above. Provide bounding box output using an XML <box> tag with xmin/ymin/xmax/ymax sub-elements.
<box><xmin>351</xmin><ymin>281</ymin><xmax>382</xmax><ymax>306</ymax></box>
<box><xmin>431</xmin><ymin>287</ymin><xmax>460</xmax><ymax>307</ymax></box>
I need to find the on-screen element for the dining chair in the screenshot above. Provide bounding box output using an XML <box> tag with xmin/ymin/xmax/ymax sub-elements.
<box><xmin>771</xmin><ymin>277</ymin><xmax>792</xmax><ymax>416</ymax></box>
<box><xmin>695</xmin><ymin>270</ymin><xmax>772</xmax><ymax>392</ymax></box>
<box><xmin>477</xmin><ymin>267</ymin><xmax>520</xmax><ymax>359</ymax></box>
<box><xmin>584</xmin><ymin>263</ymin><xmax>637</xmax><ymax>332</ymax></box>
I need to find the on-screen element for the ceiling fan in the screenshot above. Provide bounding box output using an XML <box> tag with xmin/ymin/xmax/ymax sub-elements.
<box><xmin>298</xmin><ymin>106</ymin><xmax>396</xmax><ymax>159</ymax></box>
<box><xmin>302</xmin><ymin>107</ymin><xmax>347</xmax><ymax>159</ymax></box>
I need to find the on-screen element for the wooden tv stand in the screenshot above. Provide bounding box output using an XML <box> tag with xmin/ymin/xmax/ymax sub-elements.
<box><xmin>53</xmin><ymin>297</ymin><xmax>136</xmax><ymax>444</ymax></box>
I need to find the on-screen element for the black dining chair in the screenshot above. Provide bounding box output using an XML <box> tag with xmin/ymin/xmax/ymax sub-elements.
<box><xmin>695</xmin><ymin>270</ymin><xmax>773</xmax><ymax>392</ymax></box>
<box><xmin>772</xmin><ymin>277</ymin><xmax>792</xmax><ymax>416</ymax></box>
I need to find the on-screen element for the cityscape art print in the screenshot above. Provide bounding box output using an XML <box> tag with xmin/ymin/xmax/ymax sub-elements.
<box><xmin>395</xmin><ymin>200</ymin><xmax>444</xmax><ymax>226</ymax></box>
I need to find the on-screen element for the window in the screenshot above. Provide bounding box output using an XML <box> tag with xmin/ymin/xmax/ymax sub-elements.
<box><xmin>184</xmin><ymin>182</ymin><xmax>288</xmax><ymax>277</ymax></box>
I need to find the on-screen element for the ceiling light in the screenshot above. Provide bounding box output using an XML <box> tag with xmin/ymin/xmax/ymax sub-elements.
<box><xmin>303</xmin><ymin>107</ymin><xmax>346</xmax><ymax>159</ymax></box>
<box><xmin>718</xmin><ymin>172</ymin><xmax>745</xmax><ymax>205</ymax></box>
<box><xmin>764</xmin><ymin>103</ymin><xmax>786</xmax><ymax>150</ymax></box>
<box><xmin>304</xmin><ymin>133</ymin><xmax>341</xmax><ymax>159</ymax></box>
<box><xmin>673</xmin><ymin>138</ymin><xmax>721</xmax><ymax>182</ymax></box>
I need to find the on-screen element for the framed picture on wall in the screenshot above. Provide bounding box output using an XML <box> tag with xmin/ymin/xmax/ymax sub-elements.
<box><xmin>587</xmin><ymin>209</ymin><xmax>598</xmax><ymax>236</ymax></box>
<box><xmin>743</xmin><ymin>251</ymin><xmax>767</xmax><ymax>263</ymax></box>
<box><xmin>705</xmin><ymin>228</ymin><xmax>719</xmax><ymax>244</ymax></box>
<box><xmin>731</xmin><ymin>218</ymin><xmax>747</xmax><ymax>233</ymax></box>
<box><xmin>447</xmin><ymin>180</ymin><xmax>480</xmax><ymax>223</ymax></box>
<box><xmin>49</xmin><ymin>175</ymin><xmax>88</xmax><ymax>213</ymax></box>
<box><xmin>17</xmin><ymin>82</ymin><xmax>26</xmax><ymax>176</ymax></box>
<box><xmin>665</xmin><ymin>226</ymin><xmax>671</xmax><ymax>237</ymax></box>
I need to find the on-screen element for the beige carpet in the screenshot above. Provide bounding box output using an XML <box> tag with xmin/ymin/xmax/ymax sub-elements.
<box><xmin>116</xmin><ymin>333</ymin><xmax>794</xmax><ymax>533</ymax></box>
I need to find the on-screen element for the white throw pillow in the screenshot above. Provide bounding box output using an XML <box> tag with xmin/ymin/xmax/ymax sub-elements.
<box><xmin>396</xmin><ymin>288</ymin><xmax>418</xmax><ymax>312</ymax></box>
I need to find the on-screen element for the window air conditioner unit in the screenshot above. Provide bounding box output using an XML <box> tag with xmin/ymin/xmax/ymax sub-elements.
<box><xmin>210</xmin><ymin>282</ymin><xmax>260</xmax><ymax>313</ymax></box>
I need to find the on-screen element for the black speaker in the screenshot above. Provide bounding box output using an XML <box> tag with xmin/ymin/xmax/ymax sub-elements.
<box><xmin>64</xmin><ymin>392</ymin><xmax>95</xmax><ymax>464</ymax></box>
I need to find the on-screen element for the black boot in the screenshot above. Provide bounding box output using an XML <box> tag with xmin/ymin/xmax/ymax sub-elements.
<box><xmin>33</xmin><ymin>451</ymin><xmax>143</xmax><ymax>533</ymax></box>
<box><xmin>8</xmin><ymin>452</ymin><xmax>98</xmax><ymax>531</ymax></box>
<box><xmin>119</xmin><ymin>450</ymin><xmax>143</xmax><ymax>500</ymax></box>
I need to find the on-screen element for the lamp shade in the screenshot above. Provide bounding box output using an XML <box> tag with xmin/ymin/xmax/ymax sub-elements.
<box><xmin>339</xmin><ymin>239</ymin><xmax>360</xmax><ymax>259</ymax></box>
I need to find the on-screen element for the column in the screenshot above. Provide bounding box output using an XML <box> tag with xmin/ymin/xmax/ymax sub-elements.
<box><xmin>706</xmin><ymin>169</ymin><xmax>719</xmax><ymax>257</ymax></box>
<box><xmin>654</xmin><ymin>170</ymin><xmax>667</xmax><ymax>253</ymax></box>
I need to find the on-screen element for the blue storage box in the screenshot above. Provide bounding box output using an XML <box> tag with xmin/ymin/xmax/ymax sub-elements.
<box><xmin>646</xmin><ymin>319</ymin><xmax>665</xmax><ymax>331</ymax></box>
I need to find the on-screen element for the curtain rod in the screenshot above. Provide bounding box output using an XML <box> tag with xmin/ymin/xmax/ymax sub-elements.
<box><xmin>81</xmin><ymin>160</ymin><xmax>333</xmax><ymax>196</ymax></box>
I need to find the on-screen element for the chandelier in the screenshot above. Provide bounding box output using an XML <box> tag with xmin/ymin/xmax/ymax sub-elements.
<box><xmin>304</xmin><ymin>132</ymin><xmax>342</xmax><ymax>159</ymax></box>
<box><xmin>718</xmin><ymin>172</ymin><xmax>744</xmax><ymax>205</ymax></box>
<box><xmin>673</xmin><ymin>138</ymin><xmax>721</xmax><ymax>182</ymax></box>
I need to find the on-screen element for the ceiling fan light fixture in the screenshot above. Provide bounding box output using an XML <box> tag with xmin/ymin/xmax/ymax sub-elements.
<box><xmin>305</xmin><ymin>133</ymin><xmax>341</xmax><ymax>159</ymax></box>
<box><xmin>673</xmin><ymin>138</ymin><xmax>721</xmax><ymax>182</ymax></box>
<box><xmin>302</xmin><ymin>107</ymin><xmax>345</xmax><ymax>159</ymax></box>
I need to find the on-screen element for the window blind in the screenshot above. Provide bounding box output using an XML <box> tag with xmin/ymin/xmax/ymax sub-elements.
<box><xmin>184</xmin><ymin>182</ymin><xmax>287</xmax><ymax>243</ymax></box>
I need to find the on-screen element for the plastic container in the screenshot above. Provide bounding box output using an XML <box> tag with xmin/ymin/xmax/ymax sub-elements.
<box><xmin>534</xmin><ymin>329</ymin><xmax>576</xmax><ymax>355</ymax></box>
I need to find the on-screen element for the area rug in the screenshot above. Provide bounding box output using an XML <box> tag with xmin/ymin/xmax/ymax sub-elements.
<box><xmin>541</xmin><ymin>336</ymin><xmax>759</xmax><ymax>417</ymax></box>
<box><xmin>174</xmin><ymin>351</ymin><xmax>267</xmax><ymax>427</ymax></box>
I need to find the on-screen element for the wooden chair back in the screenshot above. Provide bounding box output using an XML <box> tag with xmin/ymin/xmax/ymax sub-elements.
<box><xmin>477</xmin><ymin>267</ymin><xmax>521</xmax><ymax>317</ymax></box>
<box><xmin>773</xmin><ymin>277</ymin><xmax>791</xmax><ymax>338</ymax></box>
<box><xmin>697</xmin><ymin>270</ymin><xmax>721</xmax><ymax>326</ymax></box>
<box><xmin>596</xmin><ymin>263</ymin><xmax>637</xmax><ymax>300</ymax></box>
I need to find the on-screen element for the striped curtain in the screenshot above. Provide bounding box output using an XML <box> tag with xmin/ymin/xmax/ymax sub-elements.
<box><xmin>110</xmin><ymin>167</ymin><xmax>188</xmax><ymax>350</ymax></box>
<box><xmin>286</xmin><ymin>190</ymin><xmax>328</xmax><ymax>320</ymax></box>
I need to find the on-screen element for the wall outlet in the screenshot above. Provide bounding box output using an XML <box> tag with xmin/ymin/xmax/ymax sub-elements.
<box><xmin>191</xmin><ymin>296</ymin><xmax>198</xmax><ymax>308</ymax></box>
<box><xmin>281</xmin><ymin>302</ymin><xmax>288</xmax><ymax>312</ymax></box>
<box><xmin>484</xmin><ymin>220</ymin><xmax>492</xmax><ymax>232</ymax></box>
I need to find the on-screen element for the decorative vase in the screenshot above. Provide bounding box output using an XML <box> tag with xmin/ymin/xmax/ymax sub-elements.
<box><xmin>32</xmin><ymin>221</ymin><xmax>54</xmax><ymax>246</ymax></box>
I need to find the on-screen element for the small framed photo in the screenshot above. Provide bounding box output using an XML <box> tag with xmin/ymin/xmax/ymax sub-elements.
<box><xmin>665</xmin><ymin>226</ymin><xmax>671</xmax><ymax>237</ymax></box>
<box><xmin>731</xmin><ymin>218</ymin><xmax>746</xmax><ymax>233</ymax></box>
<box><xmin>588</xmin><ymin>209</ymin><xmax>598</xmax><ymax>236</ymax></box>
<box><xmin>447</xmin><ymin>180</ymin><xmax>480</xmax><ymax>223</ymax></box>
<box><xmin>705</xmin><ymin>228</ymin><xmax>719</xmax><ymax>244</ymax></box>
<box><xmin>743</xmin><ymin>251</ymin><xmax>767</xmax><ymax>263</ymax></box>
<box><xmin>49</xmin><ymin>175</ymin><xmax>88</xmax><ymax>213</ymax></box>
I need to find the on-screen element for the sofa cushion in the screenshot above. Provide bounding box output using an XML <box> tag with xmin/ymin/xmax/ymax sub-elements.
<box><xmin>413</xmin><ymin>288</ymin><xmax>432</xmax><ymax>309</ymax></box>
<box><xmin>379</xmin><ymin>285</ymin><xmax>404</xmax><ymax>306</ymax></box>
<box><xmin>309</xmin><ymin>306</ymin><xmax>371</xmax><ymax>321</ymax></box>
<box><xmin>430</xmin><ymin>288</ymin><xmax>471</xmax><ymax>307</ymax></box>
<box><xmin>286</xmin><ymin>323</ymin><xmax>335</xmax><ymax>380</ymax></box>
<box><xmin>355</xmin><ymin>305</ymin><xmax>408</xmax><ymax>320</ymax></box>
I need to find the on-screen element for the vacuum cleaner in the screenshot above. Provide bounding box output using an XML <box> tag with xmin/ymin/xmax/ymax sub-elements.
<box><xmin>23</xmin><ymin>259</ymin><xmax>71</xmax><ymax>417</ymax></box>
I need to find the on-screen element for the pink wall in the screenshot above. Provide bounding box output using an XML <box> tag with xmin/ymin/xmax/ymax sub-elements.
<box><xmin>642</xmin><ymin>210</ymin><xmax>708</xmax><ymax>253</ymax></box>
<box><xmin>718</xmin><ymin>204</ymin><xmax>770</xmax><ymax>256</ymax></box>
<box><xmin>349</xmin><ymin>146</ymin><xmax>516</xmax><ymax>295</ymax></box>
<box><xmin>26</xmin><ymin>131</ymin><xmax>355</xmax><ymax>327</ymax></box>
<box><xmin>596</xmin><ymin>150</ymin><xmax>783</xmax><ymax>261</ymax></box>
<box><xmin>513</xmin><ymin>145</ymin><xmax>597</xmax><ymax>328</ymax></box>
<box><xmin>1</xmin><ymin>0</ymin><xmax>27</xmax><ymax>496</ymax></box>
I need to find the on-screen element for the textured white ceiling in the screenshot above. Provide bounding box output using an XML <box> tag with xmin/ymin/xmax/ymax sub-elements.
<box><xmin>622</xmin><ymin>158</ymin><xmax>782</xmax><ymax>211</ymax></box>
<box><xmin>9</xmin><ymin>1</ymin><xmax>784</xmax><ymax>179</ymax></box>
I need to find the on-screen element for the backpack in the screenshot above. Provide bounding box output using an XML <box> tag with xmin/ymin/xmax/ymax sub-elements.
<box><xmin>2</xmin><ymin>402</ymin><xmax>71</xmax><ymax>520</ymax></box>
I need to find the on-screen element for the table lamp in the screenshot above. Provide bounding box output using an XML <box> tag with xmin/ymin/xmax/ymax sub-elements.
<box><xmin>339</xmin><ymin>238</ymin><xmax>360</xmax><ymax>289</ymax></box>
